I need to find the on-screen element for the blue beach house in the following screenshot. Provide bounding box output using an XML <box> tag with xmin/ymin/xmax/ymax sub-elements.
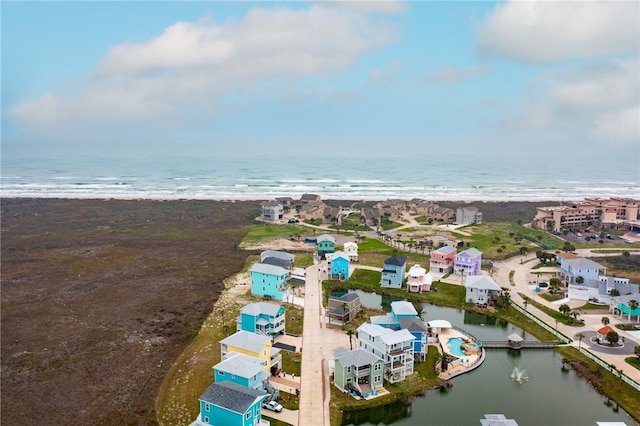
<box><xmin>380</xmin><ymin>256</ymin><xmax>407</xmax><ymax>288</ymax></box>
<box><xmin>317</xmin><ymin>234</ymin><xmax>336</xmax><ymax>257</ymax></box>
<box><xmin>398</xmin><ymin>317</ymin><xmax>429</xmax><ymax>362</ymax></box>
<box><xmin>237</xmin><ymin>302</ymin><xmax>286</xmax><ymax>337</ymax></box>
<box><xmin>213</xmin><ymin>352</ymin><xmax>267</xmax><ymax>391</ymax></box>
<box><xmin>327</xmin><ymin>251</ymin><xmax>350</xmax><ymax>280</ymax></box>
<box><xmin>371</xmin><ymin>300</ymin><xmax>418</xmax><ymax>329</ymax></box>
<box><xmin>194</xmin><ymin>381</ymin><xmax>269</xmax><ymax>426</ymax></box>
<box><xmin>250</xmin><ymin>263</ymin><xmax>290</xmax><ymax>301</ymax></box>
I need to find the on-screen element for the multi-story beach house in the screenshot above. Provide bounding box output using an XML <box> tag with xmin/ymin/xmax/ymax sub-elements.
<box><xmin>333</xmin><ymin>347</ymin><xmax>385</xmax><ymax>396</ymax></box>
<box><xmin>357</xmin><ymin>323</ymin><xmax>415</xmax><ymax>383</ymax></box>
<box><xmin>370</xmin><ymin>300</ymin><xmax>418</xmax><ymax>328</ymax></box>
<box><xmin>343</xmin><ymin>241</ymin><xmax>359</xmax><ymax>262</ymax></box>
<box><xmin>430</xmin><ymin>246</ymin><xmax>456</xmax><ymax>276</ymax></box>
<box><xmin>327</xmin><ymin>292</ymin><xmax>361</xmax><ymax>324</ymax></box>
<box><xmin>317</xmin><ymin>234</ymin><xmax>336</xmax><ymax>257</ymax></box>
<box><xmin>260</xmin><ymin>250</ymin><xmax>294</xmax><ymax>271</ymax></box>
<box><xmin>249</xmin><ymin>263</ymin><xmax>290</xmax><ymax>302</ymax></box>
<box><xmin>559</xmin><ymin>257</ymin><xmax>606</xmax><ymax>286</ymax></box>
<box><xmin>398</xmin><ymin>317</ymin><xmax>429</xmax><ymax>362</ymax></box>
<box><xmin>432</xmin><ymin>206</ymin><xmax>455</xmax><ymax>222</ymax></box>
<box><xmin>465</xmin><ymin>275</ymin><xmax>501</xmax><ymax>306</ymax></box>
<box><xmin>380</xmin><ymin>256</ymin><xmax>407</xmax><ymax>288</ymax></box>
<box><xmin>454</xmin><ymin>248</ymin><xmax>482</xmax><ymax>276</ymax></box>
<box><xmin>455</xmin><ymin>206</ymin><xmax>482</xmax><ymax>225</ymax></box>
<box><xmin>531</xmin><ymin>198</ymin><xmax>640</xmax><ymax>232</ymax></box>
<box><xmin>213</xmin><ymin>352</ymin><xmax>267</xmax><ymax>391</ymax></box>
<box><xmin>193</xmin><ymin>381</ymin><xmax>269</xmax><ymax>426</ymax></box>
<box><xmin>569</xmin><ymin>274</ymin><xmax>639</xmax><ymax>303</ymax></box>
<box><xmin>327</xmin><ymin>251</ymin><xmax>350</xmax><ymax>280</ymax></box>
<box><xmin>406</xmin><ymin>264</ymin><xmax>432</xmax><ymax>292</ymax></box>
<box><xmin>220</xmin><ymin>330</ymin><xmax>282</xmax><ymax>374</ymax></box>
<box><xmin>609</xmin><ymin>294</ymin><xmax>640</xmax><ymax>322</ymax></box>
<box><xmin>260</xmin><ymin>201</ymin><xmax>283</xmax><ymax>221</ymax></box>
<box><xmin>236</xmin><ymin>302</ymin><xmax>286</xmax><ymax>337</ymax></box>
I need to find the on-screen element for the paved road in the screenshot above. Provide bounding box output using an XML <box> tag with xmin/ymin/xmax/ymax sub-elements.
<box><xmin>491</xmin><ymin>253</ymin><xmax>640</xmax><ymax>382</ymax></box>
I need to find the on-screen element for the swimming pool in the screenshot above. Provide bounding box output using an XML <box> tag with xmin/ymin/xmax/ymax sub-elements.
<box><xmin>447</xmin><ymin>337</ymin><xmax>481</xmax><ymax>356</ymax></box>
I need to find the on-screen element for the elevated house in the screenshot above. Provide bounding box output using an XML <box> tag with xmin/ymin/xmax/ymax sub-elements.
<box><xmin>609</xmin><ymin>293</ymin><xmax>640</xmax><ymax>322</ymax></box>
<box><xmin>317</xmin><ymin>234</ymin><xmax>336</xmax><ymax>257</ymax></box>
<box><xmin>213</xmin><ymin>352</ymin><xmax>267</xmax><ymax>391</ymax></box>
<box><xmin>455</xmin><ymin>206</ymin><xmax>482</xmax><ymax>225</ymax></box>
<box><xmin>357</xmin><ymin>323</ymin><xmax>415</xmax><ymax>383</ymax></box>
<box><xmin>260</xmin><ymin>250</ymin><xmax>295</xmax><ymax>271</ymax></box>
<box><xmin>249</xmin><ymin>263</ymin><xmax>290</xmax><ymax>302</ymax></box>
<box><xmin>220</xmin><ymin>331</ymin><xmax>282</xmax><ymax>374</ymax></box>
<box><xmin>454</xmin><ymin>248</ymin><xmax>482</xmax><ymax>276</ymax></box>
<box><xmin>465</xmin><ymin>275</ymin><xmax>501</xmax><ymax>306</ymax></box>
<box><xmin>380</xmin><ymin>256</ymin><xmax>407</xmax><ymax>288</ymax></box>
<box><xmin>327</xmin><ymin>292</ymin><xmax>361</xmax><ymax>325</ymax></box>
<box><xmin>237</xmin><ymin>302</ymin><xmax>286</xmax><ymax>337</ymax></box>
<box><xmin>370</xmin><ymin>301</ymin><xmax>419</xmax><ymax>330</ymax></box>
<box><xmin>406</xmin><ymin>264</ymin><xmax>433</xmax><ymax>292</ymax></box>
<box><xmin>260</xmin><ymin>201</ymin><xmax>283</xmax><ymax>221</ymax></box>
<box><xmin>430</xmin><ymin>246</ymin><xmax>457</xmax><ymax>276</ymax></box>
<box><xmin>559</xmin><ymin>258</ymin><xmax>606</xmax><ymax>286</ymax></box>
<box><xmin>343</xmin><ymin>241</ymin><xmax>359</xmax><ymax>262</ymax></box>
<box><xmin>333</xmin><ymin>347</ymin><xmax>385</xmax><ymax>396</ymax></box>
<box><xmin>192</xmin><ymin>381</ymin><xmax>269</xmax><ymax>426</ymax></box>
<box><xmin>398</xmin><ymin>317</ymin><xmax>429</xmax><ymax>362</ymax></box>
<box><xmin>568</xmin><ymin>274</ymin><xmax>639</xmax><ymax>303</ymax></box>
<box><xmin>327</xmin><ymin>251</ymin><xmax>350</xmax><ymax>280</ymax></box>
<box><xmin>555</xmin><ymin>252</ymin><xmax>581</xmax><ymax>267</ymax></box>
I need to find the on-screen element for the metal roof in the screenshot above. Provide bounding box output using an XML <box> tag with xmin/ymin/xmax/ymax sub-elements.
<box><xmin>240</xmin><ymin>301</ymin><xmax>285</xmax><ymax>317</ymax></box>
<box><xmin>220</xmin><ymin>331</ymin><xmax>271</xmax><ymax>353</ymax></box>
<box><xmin>213</xmin><ymin>352</ymin><xmax>265</xmax><ymax>378</ymax></box>
<box><xmin>335</xmin><ymin>348</ymin><xmax>383</xmax><ymax>367</ymax></box>
<box><xmin>466</xmin><ymin>275</ymin><xmax>501</xmax><ymax>291</ymax></box>
<box><xmin>249</xmin><ymin>262</ymin><xmax>289</xmax><ymax>276</ymax></box>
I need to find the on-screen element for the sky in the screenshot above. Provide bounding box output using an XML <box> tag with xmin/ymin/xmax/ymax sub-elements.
<box><xmin>2</xmin><ymin>0</ymin><xmax>639</xmax><ymax>159</ymax></box>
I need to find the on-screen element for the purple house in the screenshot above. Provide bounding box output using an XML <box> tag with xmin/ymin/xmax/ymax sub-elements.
<box><xmin>454</xmin><ymin>248</ymin><xmax>482</xmax><ymax>276</ymax></box>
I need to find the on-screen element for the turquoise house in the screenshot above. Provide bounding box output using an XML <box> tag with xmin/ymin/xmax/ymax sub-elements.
<box><xmin>213</xmin><ymin>352</ymin><xmax>267</xmax><ymax>391</ymax></box>
<box><xmin>380</xmin><ymin>256</ymin><xmax>406</xmax><ymax>288</ymax></box>
<box><xmin>328</xmin><ymin>251</ymin><xmax>350</xmax><ymax>280</ymax></box>
<box><xmin>196</xmin><ymin>381</ymin><xmax>268</xmax><ymax>426</ymax></box>
<box><xmin>612</xmin><ymin>294</ymin><xmax>640</xmax><ymax>322</ymax></box>
<box><xmin>250</xmin><ymin>263</ymin><xmax>290</xmax><ymax>302</ymax></box>
<box><xmin>237</xmin><ymin>302</ymin><xmax>286</xmax><ymax>337</ymax></box>
<box><xmin>317</xmin><ymin>234</ymin><xmax>336</xmax><ymax>257</ymax></box>
<box><xmin>371</xmin><ymin>300</ymin><xmax>418</xmax><ymax>329</ymax></box>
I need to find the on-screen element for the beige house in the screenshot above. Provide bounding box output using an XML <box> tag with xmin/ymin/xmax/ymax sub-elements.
<box><xmin>328</xmin><ymin>292</ymin><xmax>361</xmax><ymax>324</ymax></box>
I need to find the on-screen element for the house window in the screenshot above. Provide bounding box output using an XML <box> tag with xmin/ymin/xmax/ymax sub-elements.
<box><xmin>219</xmin><ymin>371</ymin><xmax>224</xmax><ymax>376</ymax></box>
<box><xmin>374</xmin><ymin>364</ymin><xmax>381</xmax><ymax>371</ymax></box>
<box><xmin>204</xmin><ymin>416</ymin><xmax>209</xmax><ymax>423</ymax></box>
<box><xmin>205</xmin><ymin>403</ymin><xmax>210</xmax><ymax>411</ymax></box>
<box><xmin>375</xmin><ymin>375</ymin><xmax>381</xmax><ymax>382</ymax></box>
<box><xmin>246</xmin><ymin>412</ymin><xmax>251</xmax><ymax>420</ymax></box>
<box><xmin>347</xmin><ymin>366</ymin><xmax>351</xmax><ymax>373</ymax></box>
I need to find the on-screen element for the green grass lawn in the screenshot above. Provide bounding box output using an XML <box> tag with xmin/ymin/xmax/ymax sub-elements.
<box><xmin>625</xmin><ymin>356</ymin><xmax>640</xmax><ymax>371</ymax></box>
<box><xmin>293</xmin><ymin>252</ymin><xmax>314</xmax><ymax>268</ymax></box>
<box><xmin>241</xmin><ymin>223</ymin><xmax>307</xmax><ymax>246</ymax></box>
<box><xmin>281</xmin><ymin>351</ymin><xmax>301</xmax><ymax>377</ymax></box>
<box><xmin>520</xmin><ymin>293</ymin><xmax>585</xmax><ymax>327</ymax></box>
<box><xmin>285</xmin><ymin>305</ymin><xmax>304</xmax><ymax>335</ymax></box>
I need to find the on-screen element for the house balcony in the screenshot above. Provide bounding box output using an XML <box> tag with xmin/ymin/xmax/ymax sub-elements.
<box><xmin>354</xmin><ymin>366</ymin><xmax>371</xmax><ymax>376</ymax></box>
<box><xmin>388</xmin><ymin>345</ymin><xmax>412</xmax><ymax>356</ymax></box>
<box><xmin>270</xmin><ymin>353</ymin><xmax>282</xmax><ymax>368</ymax></box>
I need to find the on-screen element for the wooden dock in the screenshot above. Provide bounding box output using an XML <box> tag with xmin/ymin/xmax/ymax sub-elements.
<box><xmin>481</xmin><ymin>340</ymin><xmax>561</xmax><ymax>349</ymax></box>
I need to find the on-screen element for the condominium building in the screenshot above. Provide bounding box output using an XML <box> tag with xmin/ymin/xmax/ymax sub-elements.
<box><xmin>531</xmin><ymin>198</ymin><xmax>640</xmax><ymax>232</ymax></box>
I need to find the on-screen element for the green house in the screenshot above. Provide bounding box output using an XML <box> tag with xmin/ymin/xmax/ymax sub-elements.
<box><xmin>317</xmin><ymin>234</ymin><xmax>336</xmax><ymax>257</ymax></box>
<box><xmin>334</xmin><ymin>348</ymin><xmax>384</xmax><ymax>397</ymax></box>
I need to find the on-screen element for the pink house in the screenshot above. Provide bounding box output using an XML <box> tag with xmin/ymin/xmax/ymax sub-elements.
<box><xmin>430</xmin><ymin>246</ymin><xmax>457</xmax><ymax>276</ymax></box>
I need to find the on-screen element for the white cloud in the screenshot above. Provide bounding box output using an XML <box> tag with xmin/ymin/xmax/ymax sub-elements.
<box><xmin>500</xmin><ymin>58</ymin><xmax>639</xmax><ymax>148</ymax></box>
<box><xmin>324</xmin><ymin>0</ymin><xmax>409</xmax><ymax>14</ymax></box>
<box><xmin>9</xmin><ymin>5</ymin><xmax>398</xmax><ymax>134</ymax></box>
<box><xmin>426</xmin><ymin>65</ymin><xmax>489</xmax><ymax>84</ymax></box>
<box><xmin>477</xmin><ymin>0</ymin><xmax>639</xmax><ymax>62</ymax></box>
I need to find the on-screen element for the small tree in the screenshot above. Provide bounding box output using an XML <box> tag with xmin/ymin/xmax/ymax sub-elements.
<box><xmin>634</xmin><ymin>345</ymin><xmax>640</xmax><ymax>360</ymax></box>
<box><xmin>629</xmin><ymin>300</ymin><xmax>639</xmax><ymax>321</ymax></box>
<box><xmin>576</xmin><ymin>276</ymin><xmax>585</xmax><ymax>285</ymax></box>
<box><xmin>576</xmin><ymin>332</ymin><xmax>585</xmax><ymax>349</ymax></box>
<box><xmin>346</xmin><ymin>329</ymin><xmax>355</xmax><ymax>351</ymax></box>
<box><xmin>559</xmin><ymin>304</ymin><xmax>571</xmax><ymax>316</ymax></box>
<box><xmin>606</xmin><ymin>331</ymin><xmax>619</xmax><ymax>346</ymax></box>
<box><xmin>522</xmin><ymin>295</ymin><xmax>530</xmax><ymax>312</ymax></box>
<box><xmin>610</xmin><ymin>289</ymin><xmax>620</xmax><ymax>297</ymax></box>
<box><xmin>601</xmin><ymin>316</ymin><xmax>610</xmax><ymax>326</ymax></box>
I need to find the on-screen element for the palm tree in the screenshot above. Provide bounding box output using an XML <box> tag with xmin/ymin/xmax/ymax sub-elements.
<box><xmin>634</xmin><ymin>344</ymin><xmax>640</xmax><ymax>360</ymax></box>
<box><xmin>346</xmin><ymin>329</ymin><xmax>355</xmax><ymax>351</ymax></box>
<box><xmin>629</xmin><ymin>299</ymin><xmax>639</xmax><ymax>322</ymax></box>
<box><xmin>559</xmin><ymin>303</ymin><xmax>571</xmax><ymax>317</ymax></box>
<box><xmin>575</xmin><ymin>276</ymin><xmax>585</xmax><ymax>285</ymax></box>
<box><xmin>576</xmin><ymin>332</ymin><xmax>585</xmax><ymax>349</ymax></box>
<box><xmin>522</xmin><ymin>295</ymin><xmax>530</xmax><ymax>312</ymax></box>
<box><xmin>570</xmin><ymin>309</ymin><xmax>581</xmax><ymax>324</ymax></box>
<box><xmin>601</xmin><ymin>316</ymin><xmax>610</xmax><ymax>327</ymax></box>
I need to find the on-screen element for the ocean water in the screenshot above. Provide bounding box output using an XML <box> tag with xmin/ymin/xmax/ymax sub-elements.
<box><xmin>1</xmin><ymin>153</ymin><xmax>638</xmax><ymax>201</ymax></box>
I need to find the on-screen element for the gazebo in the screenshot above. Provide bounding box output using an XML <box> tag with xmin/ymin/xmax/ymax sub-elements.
<box><xmin>597</xmin><ymin>326</ymin><xmax>616</xmax><ymax>344</ymax></box>
<box><xmin>507</xmin><ymin>333</ymin><xmax>523</xmax><ymax>350</ymax></box>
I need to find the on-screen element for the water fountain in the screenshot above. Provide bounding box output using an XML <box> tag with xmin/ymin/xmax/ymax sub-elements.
<box><xmin>510</xmin><ymin>367</ymin><xmax>529</xmax><ymax>383</ymax></box>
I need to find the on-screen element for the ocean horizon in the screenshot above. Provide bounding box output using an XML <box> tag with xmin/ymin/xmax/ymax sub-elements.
<box><xmin>1</xmin><ymin>152</ymin><xmax>638</xmax><ymax>202</ymax></box>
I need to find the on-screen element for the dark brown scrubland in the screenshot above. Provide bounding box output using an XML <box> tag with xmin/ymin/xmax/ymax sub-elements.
<box><xmin>1</xmin><ymin>198</ymin><xmax>258</xmax><ymax>426</ymax></box>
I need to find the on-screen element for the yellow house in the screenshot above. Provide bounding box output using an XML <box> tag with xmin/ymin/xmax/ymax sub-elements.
<box><xmin>219</xmin><ymin>331</ymin><xmax>281</xmax><ymax>373</ymax></box>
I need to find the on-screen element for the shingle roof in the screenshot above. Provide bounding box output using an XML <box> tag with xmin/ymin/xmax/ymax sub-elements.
<box><xmin>391</xmin><ymin>301</ymin><xmax>418</xmax><ymax>316</ymax></box>
<box><xmin>249</xmin><ymin>263</ymin><xmax>289</xmax><ymax>276</ymax></box>
<box><xmin>466</xmin><ymin>275</ymin><xmax>501</xmax><ymax>291</ymax></box>
<box><xmin>384</xmin><ymin>256</ymin><xmax>406</xmax><ymax>266</ymax></box>
<box><xmin>317</xmin><ymin>234</ymin><xmax>335</xmax><ymax>244</ymax></box>
<box><xmin>240</xmin><ymin>302</ymin><xmax>284</xmax><ymax>317</ymax></box>
<box><xmin>260</xmin><ymin>250</ymin><xmax>295</xmax><ymax>262</ymax></box>
<box><xmin>214</xmin><ymin>352</ymin><xmax>265</xmax><ymax>378</ymax></box>
<box><xmin>335</xmin><ymin>348</ymin><xmax>383</xmax><ymax>367</ymax></box>
<box><xmin>398</xmin><ymin>317</ymin><xmax>429</xmax><ymax>333</ymax></box>
<box><xmin>199</xmin><ymin>381</ymin><xmax>267</xmax><ymax>414</ymax></box>
<box><xmin>220</xmin><ymin>331</ymin><xmax>271</xmax><ymax>353</ymax></box>
<box><xmin>457</xmin><ymin>248</ymin><xmax>482</xmax><ymax>259</ymax></box>
<box><xmin>434</xmin><ymin>246</ymin><xmax>456</xmax><ymax>255</ymax></box>
<box><xmin>563</xmin><ymin>258</ymin><xmax>606</xmax><ymax>270</ymax></box>
<box><xmin>407</xmin><ymin>264</ymin><xmax>426</xmax><ymax>276</ymax></box>
<box><xmin>327</xmin><ymin>251</ymin><xmax>349</xmax><ymax>262</ymax></box>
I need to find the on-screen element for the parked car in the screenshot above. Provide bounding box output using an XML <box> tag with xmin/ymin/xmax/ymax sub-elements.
<box><xmin>288</xmin><ymin>218</ymin><xmax>299</xmax><ymax>224</ymax></box>
<box><xmin>262</xmin><ymin>401</ymin><xmax>283</xmax><ymax>412</ymax></box>
<box><xmin>576</xmin><ymin>232</ymin><xmax>582</xmax><ymax>237</ymax></box>
<box><xmin>538</xmin><ymin>282</ymin><xmax>549</xmax><ymax>288</ymax></box>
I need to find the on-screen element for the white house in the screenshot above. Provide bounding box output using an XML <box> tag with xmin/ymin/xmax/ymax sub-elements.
<box><xmin>465</xmin><ymin>275</ymin><xmax>501</xmax><ymax>306</ymax></box>
<box><xmin>559</xmin><ymin>258</ymin><xmax>606</xmax><ymax>286</ymax></box>
<box><xmin>260</xmin><ymin>201</ymin><xmax>283</xmax><ymax>221</ymax></box>
<box><xmin>343</xmin><ymin>241</ymin><xmax>359</xmax><ymax>262</ymax></box>
<box><xmin>357</xmin><ymin>323</ymin><xmax>415</xmax><ymax>383</ymax></box>
<box><xmin>406</xmin><ymin>264</ymin><xmax>433</xmax><ymax>293</ymax></box>
<box><xmin>455</xmin><ymin>206</ymin><xmax>482</xmax><ymax>225</ymax></box>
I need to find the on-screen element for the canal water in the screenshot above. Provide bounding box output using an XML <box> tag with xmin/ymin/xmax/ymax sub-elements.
<box><xmin>339</xmin><ymin>290</ymin><xmax>637</xmax><ymax>426</ymax></box>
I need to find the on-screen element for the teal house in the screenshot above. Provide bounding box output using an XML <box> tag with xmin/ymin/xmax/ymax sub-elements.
<box><xmin>371</xmin><ymin>300</ymin><xmax>418</xmax><ymax>329</ymax></box>
<box><xmin>317</xmin><ymin>234</ymin><xmax>336</xmax><ymax>257</ymax></box>
<box><xmin>328</xmin><ymin>251</ymin><xmax>350</xmax><ymax>280</ymax></box>
<box><xmin>250</xmin><ymin>263</ymin><xmax>290</xmax><ymax>302</ymax></box>
<box><xmin>380</xmin><ymin>256</ymin><xmax>407</xmax><ymax>288</ymax></box>
<box><xmin>195</xmin><ymin>381</ymin><xmax>268</xmax><ymax>426</ymax></box>
<box><xmin>213</xmin><ymin>352</ymin><xmax>267</xmax><ymax>391</ymax></box>
<box><xmin>334</xmin><ymin>347</ymin><xmax>385</xmax><ymax>397</ymax></box>
<box><xmin>611</xmin><ymin>294</ymin><xmax>640</xmax><ymax>322</ymax></box>
<box><xmin>237</xmin><ymin>302</ymin><xmax>286</xmax><ymax>337</ymax></box>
